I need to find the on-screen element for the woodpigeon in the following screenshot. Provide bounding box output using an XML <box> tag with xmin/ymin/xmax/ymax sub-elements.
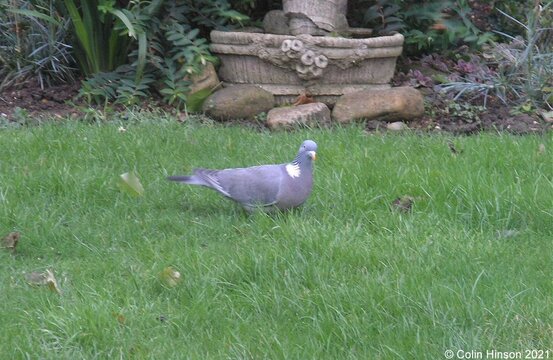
<box><xmin>168</xmin><ymin>140</ymin><xmax>317</xmax><ymax>212</ymax></box>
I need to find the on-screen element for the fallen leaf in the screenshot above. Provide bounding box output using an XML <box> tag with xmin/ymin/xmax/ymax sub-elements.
<box><xmin>540</xmin><ymin>110</ymin><xmax>553</xmax><ymax>123</ymax></box>
<box><xmin>431</xmin><ymin>22</ymin><xmax>447</xmax><ymax>31</ymax></box>
<box><xmin>2</xmin><ymin>231</ymin><xmax>20</xmax><ymax>251</ymax></box>
<box><xmin>292</xmin><ymin>91</ymin><xmax>314</xmax><ymax>106</ymax></box>
<box><xmin>118</xmin><ymin>172</ymin><xmax>144</xmax><ymax>197</ymax></box>
<box><xmin>113</xmin><ymin>312</ymin><xmax>126</xmax><ymax>325</ymax></box>
<box><xmin>160</xmin><ymin>266</ymin><xmax>182</xmax><ymax>288</ymax></box>
<box><xmin>186</xmin><ymin>88</ymin><xmax>213</xmax><ymax>112</ymax></box>
<box><xmin>25</xmin><ymin>271</ymin><xmax>47</xmax><ymax>285</ymax></box>
<box><xmin>447</xmin><ymin>140</ymin><xmax>462</xmax><ymax>155</ymax></box>
<box><xmin>25</xmin><ymin>269</ymin><xmax>62</xmax><ymax>295</ymax></box>
<box><xmin>392</xmin><ymin>196</ymin><xmax>415</xmax><ymax>213</ymax></box>
<box><xmin>178</xmin><ymin>112</ymin><xmax>188</xmax><ymax>123</ymax></box>
<box><xmin>46</xmin><ymin>270</ymin><xmax>62</xmax><ymax>295</ymax></box>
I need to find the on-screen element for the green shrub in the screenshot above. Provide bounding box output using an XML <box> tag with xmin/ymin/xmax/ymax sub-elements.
<box><xmin>0</xmin><ymin>0</ymin><xmax>76</xmax><ymax>90</ymax></box>
<box><xmin>495</xmin><ymin>0</ymin><xmax>535</xmax><ymax>37</ymax></box>
<box><xmin>361</xmin><ymin>0</ymin><xmax>404</xmax><ymax>35</ymax></box>
<box><xmin>404</xmin><ymin>0</ymin><xmax>495</xmax><ymax>54</ymax></box>
<box><xmin>492</xmin><ymin>1</ymin><xmax>553</xmax><ymax>109</ymax></box>
<box><xmin>63</xmin><ymin>0</ymin><xmax>142</xmax><ymax>77</ymax></box>
<box><xmin>350</xmin><ymin>0</ymin><xmax>496</xmax><ymax>55</ymax></box>
<box><xmin>440</xmin><ymin>1</ymin><xmax>553</xmax><ymax>110</ymax></box>
<box><xmin>76</xmin><ymin>0</ymin><xmax>248</xmax><ymax>109</ymax></box>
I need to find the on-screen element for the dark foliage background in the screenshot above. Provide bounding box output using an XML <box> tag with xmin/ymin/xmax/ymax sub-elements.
<box><xmin>1</xmin><ymin>0</ymin><xmax>550</xmax><ymax>110</ymax></box>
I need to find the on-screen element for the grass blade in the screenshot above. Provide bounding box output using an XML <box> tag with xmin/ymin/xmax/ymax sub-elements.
<box><xmin>7</xmin><ymin>8</ymin><xmax>60</xmax><ymax>26</ymax></box>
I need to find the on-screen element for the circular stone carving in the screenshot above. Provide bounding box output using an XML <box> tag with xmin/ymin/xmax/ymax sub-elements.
<box><xmin>314</xmin><ymin>55</ymin><xmax>328</xmax><ymax>68</ymax></box>
<box><xmin>278</xmin><ymin>39</ymin><xmax>330</xmax><ymax>79</ymax></box>
<box><xmin>281</xmin><ymin>39</ymin><xmax>292</xmax><ymax>52</ymax></box>
<box><xmin>291</xmin><ymin>39</ymin><xmax>304</xmax><ymax>51</ymax></box>
<box><xmin>301</xmin><ymin>50</ymin><xmax>315</xmax><ymax>65</ymax></box>
<box><xmin>310</xmin><ymin>66</ymin><xmax>323</xmax><ymax>77</ymax></box>
<box><xmin>296</xmin><ymin>63</ymin><xmax>309</xmax><ymax>74</ymax></box>
<box><xmin>286</xmin><ymin>50</ymin><xmax>299</xmax><ymax>59</ymax></box>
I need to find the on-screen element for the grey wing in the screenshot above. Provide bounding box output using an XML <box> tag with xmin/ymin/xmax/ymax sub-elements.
<box><xmin>216</xmin><ymin>164</ymin><xmax>285</xmax><ymax>207</ymax></box>
<box><xmin>189</xmin><ymin>169</ymin><xmax>232</xmax><ymax>196</ymax></box>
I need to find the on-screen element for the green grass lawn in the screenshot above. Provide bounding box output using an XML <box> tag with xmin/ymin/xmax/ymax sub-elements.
<box><xmin>1</xmin><ymin>117</ymin><xmax>552</xmax><ymax>359</ymax></box>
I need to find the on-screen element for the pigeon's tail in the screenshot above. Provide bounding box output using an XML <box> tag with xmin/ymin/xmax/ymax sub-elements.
<box><xmin>169</xmin><ymin>169</ymin><xmax>231</xmax><ymax>198</ymax></box>
<box><xmin>167</xmin><ymin>174</ymin><xmax>208</xmax><ymax>186</ymax></box>
<box><xmin>167</xmin><ymin>168</ymin><xmax>219</xmax><ymax>188</ymax></box>
<box><xmin>168</xmin><ymin>175</ymin><xmax>191</xmax><ymax>182</ymax></box>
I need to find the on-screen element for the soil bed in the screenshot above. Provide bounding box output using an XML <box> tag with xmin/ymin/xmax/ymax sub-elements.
<box><xmin>1</xmin><ymin>70</ymin><xmax>550</xmax><ymax>134</ymax></box>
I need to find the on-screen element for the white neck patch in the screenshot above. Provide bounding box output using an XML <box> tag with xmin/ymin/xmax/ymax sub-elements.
<box><xmin>285</xmin><ymin>163</ymin><xmax>301</xmax><ymax>178</ymax></box>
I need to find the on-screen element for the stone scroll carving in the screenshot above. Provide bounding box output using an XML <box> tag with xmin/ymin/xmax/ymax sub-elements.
<box><xmin>231</xmin><ymin>33</ymin><xmax>403</xmax><ymax>81</ymax></box>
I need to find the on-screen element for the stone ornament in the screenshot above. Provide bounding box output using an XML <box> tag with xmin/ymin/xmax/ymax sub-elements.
<box><xmin>211</xmin><ymin>30</ymin><xmax>403</xmax><ymax>82</ymax></box>
<box><xmin>280</xmin><ymin>39</ymin><xmax>328</xmax><ymax>79</ymax></box>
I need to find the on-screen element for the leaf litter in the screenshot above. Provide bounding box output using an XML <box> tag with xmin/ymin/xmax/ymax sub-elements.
<box><xmin>2</xmin><ymin>231</ymin><xmax>20</xmax><ymax>252</ymax></box>
<box><xmin>25</xmin><ymin>269</ymin><xmax>62</xmax><ymax>295</ymax></box>
<box><xmin>118</xmin><ymin>171</ymin><xmax>145</xmax><ymax>196</ymax></box>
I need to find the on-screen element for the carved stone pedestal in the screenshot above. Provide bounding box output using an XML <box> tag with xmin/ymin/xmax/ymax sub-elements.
<box><xmin>210</xmin><ymin>31</ymin><xmax>404</xmax><ymax>105</ymax></box>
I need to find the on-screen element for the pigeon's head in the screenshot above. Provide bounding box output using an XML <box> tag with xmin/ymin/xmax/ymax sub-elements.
<box><xmin>298</xmin><ymin>140</ymin><xmax>317</xmax><ymax>162</ymax></box>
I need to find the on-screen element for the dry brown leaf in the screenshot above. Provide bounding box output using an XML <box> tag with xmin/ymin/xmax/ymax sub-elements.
<box><xmin>2</xmin><ymin>231</ymin><xmax>20</xmax><ymax>251</ymax></box>
<box><xmin>292</xmin><ymin>91</ymin><xmax>315</xmax><ymax>106</ymax></box>
<box><xmin>392</xmin><ymin>196</ymin><xmax>415</xmax><ymax>213</ymax></box>
<box><xmin>25</xmin><ymin>269</ymin><xmax>62</xmax><ymax>295</ymax></box>
<box><xmin>160</xmin><ymin>266</ymin><xmax>182</xmax><ymax>288</ymax></box>
<box><xmin>113</xmin><ymin>312</ymin><xmax>126</xmax><ymax>325</ymax></box>
<box><xmin>431</xmin><ymin>22</ymin><xmax>447</xmax><ymax>31</ymax></box>
<box><xmin>540</xmin><ymin>110</ymin><xmax>553</xmax><ymax>123</ymax></box>
<box><xmin>447</xmin><ymin>140</ymin><xmax>462</xmax><ymax>155</ymax></box>
<box><xmin>45</xmin><ymin>270</ymin><xmax>62</xmax><ymax>295</ymax></box>
<box><xmin>25</xmin><ymin>271</ymin><xmax>47</xmax><ymax>285</ymax></box>
<box><xmin>178</xmin><ymin>112</ymin><xmax>188</xmax><ymax>123</ymax></box>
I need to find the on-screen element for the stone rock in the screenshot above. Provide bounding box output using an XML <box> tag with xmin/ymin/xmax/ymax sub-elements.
<box><xmin>263</xmin><ymin>10</ymin><xmax>290</xmax><ymax>35</ymax></box>
<box><xmin>186</xmin><ymin>62</ymin><xmax>220</xmax><ymax>95</ymax></box>
<box><xmin>266</xmin><ymin>102</ymin><xmax>330</xmax><ymax>130</ymax></box>
<box><xmin>386</xmin><ymin>121</ymin><xmax>408</xmax><ymax>131</ymax></box>
<box><xmin>332</xmin><ymin>87</ymin><xmax>425</xmax><ymax>123</ymax></box>
<box><xmin>202</xmin><ymin>85</ymin><xmax>275</xmax><ymax>121</ymax></box>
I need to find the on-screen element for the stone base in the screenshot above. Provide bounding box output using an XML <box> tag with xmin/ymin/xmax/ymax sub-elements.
<box><xmin>221</xmin><ymin>82</ymin><xmax>391</xmax><ymax>105</ymax></box>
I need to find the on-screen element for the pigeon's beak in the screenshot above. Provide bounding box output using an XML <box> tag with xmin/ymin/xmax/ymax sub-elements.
<box><xmin>308</xmin><ymin>151</ymin><xmax>317</xmax><ymax>161</ymax></box>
